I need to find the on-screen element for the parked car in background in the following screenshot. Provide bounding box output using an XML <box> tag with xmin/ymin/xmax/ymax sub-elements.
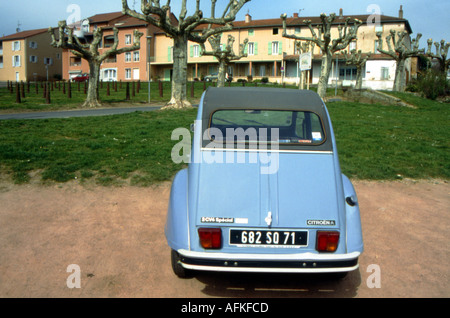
<box><xmin>72</xmin><ymin>73</ymin><xmax>89</xmax><ymax>82</ymax></box>
<box><xmin>204</xmin><ymin>73</ymin><xmax>233</xmax><ymax>82</ymax></box>
<box><xmin>165</xmin><ymin>87</ymin><xmax>364</xmax><ymax>279</ymax></box>
<box><xmin>204</xmin><ymin>73</ymin><xmax>218</xmax><ymax>82</ymax></box>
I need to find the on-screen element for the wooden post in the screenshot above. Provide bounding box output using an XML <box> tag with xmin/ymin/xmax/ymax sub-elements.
<box><xmin>15</xmin><ymin>82</ymin><xmax>21</xmax><ymax>104</ymax></box>
<box><xmin>126</xmin><ymin>82</ymin><xmax>130</xmax><ymax>100</ymax></box>
<box><xmin>68</xmin><ymin>81</ymin><xmax>72</xmax><ymax>99</ymax></box>
<box><xmin>46</xmin><ymin>82</ymin><xmax>51</xmax><ymax>104</ymax></box>
<box><xmin>190</xmin><ymin>81</ymin><xmax>194</xmax><ymax>98</ymax></box>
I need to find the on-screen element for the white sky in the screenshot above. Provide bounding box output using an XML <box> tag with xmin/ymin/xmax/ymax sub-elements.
<box><xmin>0</xmin><ymin>0</ymin><xmax>448</xmax><ymax>47</ymax></box>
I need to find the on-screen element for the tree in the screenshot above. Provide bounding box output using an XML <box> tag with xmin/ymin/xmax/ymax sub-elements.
<box><xmin>376</xmin><ymin>30</ymin><xmax>424</xmax><ymax>92</ymax></box>
<box><xmin>200</xmin><ymin>34</ymin><xmax>248</xmax><ymax>87</ymax></box>
<box><xmin>49</xmin><ymin>21</ymin><xmax>143</xmax><ymax>107</ymax></box>
<box><xmin>426</xmin><ymin>39</ymin><xmax>449</xmax><ymax>75</ymax></box>
<box><xmin>122</xmin><ymin>0</ymin><xmax>250</xmax><ymax>109</ymax></box>
<box><xmin>342</xmin><ymin>49</ymin><xmax>371</xmax><ymax>90</ymax></box>
<box><xmin>281</xmin><ymin>13</ymin><xmax>362</xmax><ymax>99</ymax></box>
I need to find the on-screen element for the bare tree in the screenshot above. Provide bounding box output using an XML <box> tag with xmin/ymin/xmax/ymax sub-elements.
<box><xmin>426</xmin><ymin>39</ymin><xmax>449</xmax><ymax>74</ymax></box>
<box><xmin>200</xmin><ymin>34</ymin><xmax>248</xmax><ymax>87</ymax></box>
<box><xmin>49</xmin><ymin>21</ymin><xmax>143</xmax><ymax>107</ymax></box>
<box><xmin>122</xmin><ymin>0</ymin><xmax>250</xmax><ymax>109</ymax></box>
<box><xmin>376</xmin><ymin>30</ymin><xmax>424</xmax><ymax>92</ymax></box>
<box><xmin>281</xmin><ymin>13</ymin><xmax>362</xmax><ymax>99</ymax></box>
<box><xmin>342</xmin><ymin>49</ymin><xmax>371</xmax><ymax>90</ymax></box>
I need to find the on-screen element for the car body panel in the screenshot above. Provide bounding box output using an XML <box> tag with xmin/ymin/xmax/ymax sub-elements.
<box><xmin>165</xmin><ymin>87</ymin><xmax>363</xmax><ymax>275</ymax></box>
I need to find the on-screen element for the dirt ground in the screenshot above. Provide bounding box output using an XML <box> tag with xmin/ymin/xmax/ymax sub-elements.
<box><xmin>0</xmin><ymin>178</ymin><xmax>448</xmax><ymax>298</ymax></box>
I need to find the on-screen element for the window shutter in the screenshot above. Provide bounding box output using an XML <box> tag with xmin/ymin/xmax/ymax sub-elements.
<box><xmin>254</xmin><ymin>42</ymin><xmax>258</xmax><ymax>55</ymax></box>
<box><xmin>168</xmin><ymin>46</ymin><xmax>172</xmax><ymax>62</ymax></box>
<box><xmin>278</xmin><ymin>41</ymin><xmax>283</xmax><ymax>55</ymax></box>
<box><xmin>190</xmin><ymin>45</ymin><xmax>194</xmax><ymax>58</ymax></box>
<box><xmin>268</xmin><ymin>42</ymin><xmax>272</xmax><ymax>55</ymax></box>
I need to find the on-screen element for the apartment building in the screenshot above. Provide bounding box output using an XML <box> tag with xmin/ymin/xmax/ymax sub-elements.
<box><xmin>63</xmin><ymin>11</ymin><xmax>177</xmax><ymax>83</ymax></box>
<box><xmin>0</xmin><ymin>28</ymin><xmax>62</xmax><ymax>82</ymax></box>
<box><xmin>151</xmin><ymin>6</ymin><xmax>415</xmax><ymax>90</ymax></box>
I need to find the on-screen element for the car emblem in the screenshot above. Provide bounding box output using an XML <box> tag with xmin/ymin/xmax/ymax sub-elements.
<box><xmin>265</xmin><ymin>211</ymin><xmax>272</xmax><ymax>227</ymax></box>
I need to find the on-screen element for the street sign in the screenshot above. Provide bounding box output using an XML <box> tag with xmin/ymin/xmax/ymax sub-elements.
<box><xmin>299</xmin><ymin>52</ymin><xmax>312</xmax><ymax>71</ymax></box>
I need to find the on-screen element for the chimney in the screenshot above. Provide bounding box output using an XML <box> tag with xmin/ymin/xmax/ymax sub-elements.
<box><xmin>339</xmin><ymin>8</ymin><xmax>343</xmax><ymax>18</ymax></box>
<box><xmin>245</xmin><ymin>13</ymin><xmax>252</xmax><ymax>23</ymax></box>
<box><xmin>293</xmin><ymin>12</ymin><xmax>299</xmax><ymax>18</ymax></box>
<box><xmin>399</xmin><ymin>5</ymin><xmax>403</xmax><ymax>19</ymax></box>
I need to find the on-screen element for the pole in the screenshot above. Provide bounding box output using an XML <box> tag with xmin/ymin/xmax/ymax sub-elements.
<box><xmin>335</xmin><ymin>55</ymin><xmax>338</xmax><ymax>96</ymax></box>
<box><xmin>147</xmin><ymin>36</ymin><xmax>152</xmax><ymax>104</ymax></box>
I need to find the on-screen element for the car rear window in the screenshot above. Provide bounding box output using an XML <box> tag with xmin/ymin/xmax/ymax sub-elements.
<box><xmin>209</xmin><ymin>109</ymin><xmax>325</xmax><ymax>145</ymax></box>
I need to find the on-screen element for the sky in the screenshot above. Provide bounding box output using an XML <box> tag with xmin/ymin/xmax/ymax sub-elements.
<box><xmin>0</xmin><ymin>0</ymin><xmax>449</xmax><ymax>48</ymax></box>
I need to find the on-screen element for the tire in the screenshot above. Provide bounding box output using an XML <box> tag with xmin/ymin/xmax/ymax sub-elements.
<box><xmin>171</xmin><ymin>250</ymin><xmax>193</xmax><ymax>278</ymax></box>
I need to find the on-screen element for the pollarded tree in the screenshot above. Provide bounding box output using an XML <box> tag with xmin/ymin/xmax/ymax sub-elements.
<box><xmin>281</xmin><ymin>13</ymin><xmax>362</xmax><ymax>99</ymax></box>
<box><xmin>426</xmin><ymin>39</ymin><xmax>449</xmax><ymax>74</ymax></box>
<box><xmin>342</xmin><ymin>49</ymin><xmax>371</xmax><ymax>90</ymax></box>
<box><xmin>122</xmin><ymin>0</ymin><xmax>250</xmax><ymax>109</ymax></box>
<box><xmin>49</xmin><ymin>21</ymin><xmax>143</xmax><ymax>107</ymax></box>
<box><xmin>200</xmin><ymin>34</ymin><xmax>248</xmax><ymax>87</ymax></box>
<box><xmin>376</xmin><ymin>30</ymin><xmax>424</xmax><ymax>92</ymax></box>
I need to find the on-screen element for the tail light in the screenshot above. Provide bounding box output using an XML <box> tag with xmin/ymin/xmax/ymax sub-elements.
<box><xmin>316</xmin><ymin>231</ymin><xmax>339</xmax><ymax>252</ymax></box>
<box><xmin>198</xmin><ymin>228</ymin><xmax>222</xmax><ymax>249</ymax></box>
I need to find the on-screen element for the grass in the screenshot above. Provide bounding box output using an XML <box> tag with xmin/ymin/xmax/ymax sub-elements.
<box><xmin>0</xmin><ymin>86</ymin><xmax>448</xmax><ymax>185</ymax></box>
<box><xmin>0</xmin><ymin>108</ymin><xmax>197</xmax><ymax>185</ymax></box>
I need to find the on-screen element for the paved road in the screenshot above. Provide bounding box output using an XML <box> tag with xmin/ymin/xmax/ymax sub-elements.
<box><xmin>0</xmin><ymin>106</ymin><xmax>162</xmax><ymax>120</ymax></box>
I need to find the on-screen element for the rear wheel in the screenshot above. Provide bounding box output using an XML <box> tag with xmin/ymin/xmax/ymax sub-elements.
<box><xmin>171</xmin><ymin>250</ymin><xmax>193</xmax><ymax>278</ymax></box>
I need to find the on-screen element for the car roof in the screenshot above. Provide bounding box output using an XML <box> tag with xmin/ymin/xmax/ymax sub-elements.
<box><xmin>202</xmin><ymin>87</ymin><xmax>326</xmax><ymax>113</ymax></box>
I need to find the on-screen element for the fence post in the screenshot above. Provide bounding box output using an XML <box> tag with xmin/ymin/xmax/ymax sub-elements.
<box><xmin>15</xmin><ymin>82</ymin><xmax>21</xmax><ymax>104</ymax></box>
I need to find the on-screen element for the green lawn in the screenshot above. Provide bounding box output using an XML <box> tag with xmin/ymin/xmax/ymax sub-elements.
<box><xmin>0</xmin><ymin>87</ymin><xmax>448</xmax><ymax>185</ymax></box>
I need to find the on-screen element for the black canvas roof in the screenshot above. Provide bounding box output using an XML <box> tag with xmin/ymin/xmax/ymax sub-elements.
<box><xmin>202</xmin><ymin>87</ymin><xmax>326</xmax><ymax>113</ymax></box>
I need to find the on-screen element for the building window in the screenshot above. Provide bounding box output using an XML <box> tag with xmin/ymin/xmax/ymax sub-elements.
<box><xmin>29</xmin><ymin>56</ymin><xmax>38</xmax><ymax>63</ymax></box>
<box><xmin>12</xmin><ymin>55</ymin><xmax>21</xmax><ymax>67</ymax></box>
<box><xmin>125</xmin><ymin>52</ymin><xmax>132</xmax><ymax>62</ymax></box>
<box><xmin>272</xmin><ymin>41</ymin><xmax>279</xmax><ymax>55</ymax></box>
<box><xmin>273</xmin><ymin>28</ymin><xmax>279</xmax><ymax>35</ymax></box>
<box><xmin>125</xmin><ymin>68</ymin><xmax>132</xmax><ymax>79</ymax></box>
<box><xmin>381</xmin><ymin>67</ymin><xmax>389</xmax><ymax>80</ymax></box>
<box><xmin>295</xmin><ymin>27</ymin><xmax>301</xmax><ymax>34</ymax></box>
<box><xmin>125</xmin><ymin>34</ymin><xmax>132</xmax><ymax>45</ymax></box>
<box><xmin>349</xmin><ymin>41</ymin><xmax>357</xmax><ymax>51</ymax></box>
<box><xmin>248</xmin><ymin>29</ymin><xmax>254</xmax><ymax>37</ymax></box>
<box><xmin>133</xmin><ymin>51</ymin><xmax>140</xmax><ymax>62</ymax></box>
<box><xmin>248</xmin><ymin>42</ymin><xmax>255</xmax><ymax>55</ymax></box>
<box><xmin>13</xmin><ymin>41</ymin><xmax>20</xmax><ymax>51</ymax></box>
<box><xmin>44</xmin><ymin>58</ymin><xmax>53</xmax><ymax>65</ymax></box>
<box><xmin>29</xmin><ymin>41</ymin><xmax>38</xmax><ymax>49</ymax></box>
<box><xmin>374</xmin><ymin>40</ymin><xmax>380</xmax><ymax>53</ymax></box>
<box><xmin>193</xmin><ymin>45</ymin><xmax>200</xmax><ymax>57</ymax></box>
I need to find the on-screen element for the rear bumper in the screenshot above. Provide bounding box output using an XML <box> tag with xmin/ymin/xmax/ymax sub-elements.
<box><xmin>177</xmin><ymin>250</ymin><xmax>360</xmax><ymax>273</ymax></box>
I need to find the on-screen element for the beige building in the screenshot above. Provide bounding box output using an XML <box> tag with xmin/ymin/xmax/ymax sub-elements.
<box><xmin>151</xmin><ymin>6</ymin><xmax>415</xmax><ymax>90</ymax></box>
<box><xmin>0</xmin><ymin>29</ymin><xmax>62</xmax><ymax>82</ymax></box>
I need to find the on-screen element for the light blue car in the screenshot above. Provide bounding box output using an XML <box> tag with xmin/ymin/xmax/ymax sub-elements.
<box><xmin>165</xmin><ymin>87</ymin><xmax>363</xmax><ymax>279</ymax></box>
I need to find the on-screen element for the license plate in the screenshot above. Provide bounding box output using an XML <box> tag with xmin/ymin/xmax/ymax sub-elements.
<box><xmin>229</xmin><ymin>229</ymin><xmax>308</xmax><ymax>247</ymax></box>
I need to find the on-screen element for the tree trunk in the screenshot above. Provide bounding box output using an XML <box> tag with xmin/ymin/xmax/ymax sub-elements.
<box><xmin>393</xmin><ymin>58</ymin><xmax>406</xmax><ymax>92</ymax></box>
<box><xmin>355</xmin><ymin>66</ymin><xmax>363</xmax><ymax>90</ymax></box>
<box><xmin>317</xmin><ymin>53</ymin><xmax>333</xmax><ymax>99</ymax></box>
<box><xmin>164</xmin><ymin>36</ymin><xmax>192</xmax><ymax>109</ymax></box>
<box><xmin>83</xmin><ymin>61</ymin><xmax>101</xmax><ymax>107</ymax></box>
<box><xmin>217</xmin><ymin>59</ymin><xmax>227</xmax><ymax>88</ymax></box>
